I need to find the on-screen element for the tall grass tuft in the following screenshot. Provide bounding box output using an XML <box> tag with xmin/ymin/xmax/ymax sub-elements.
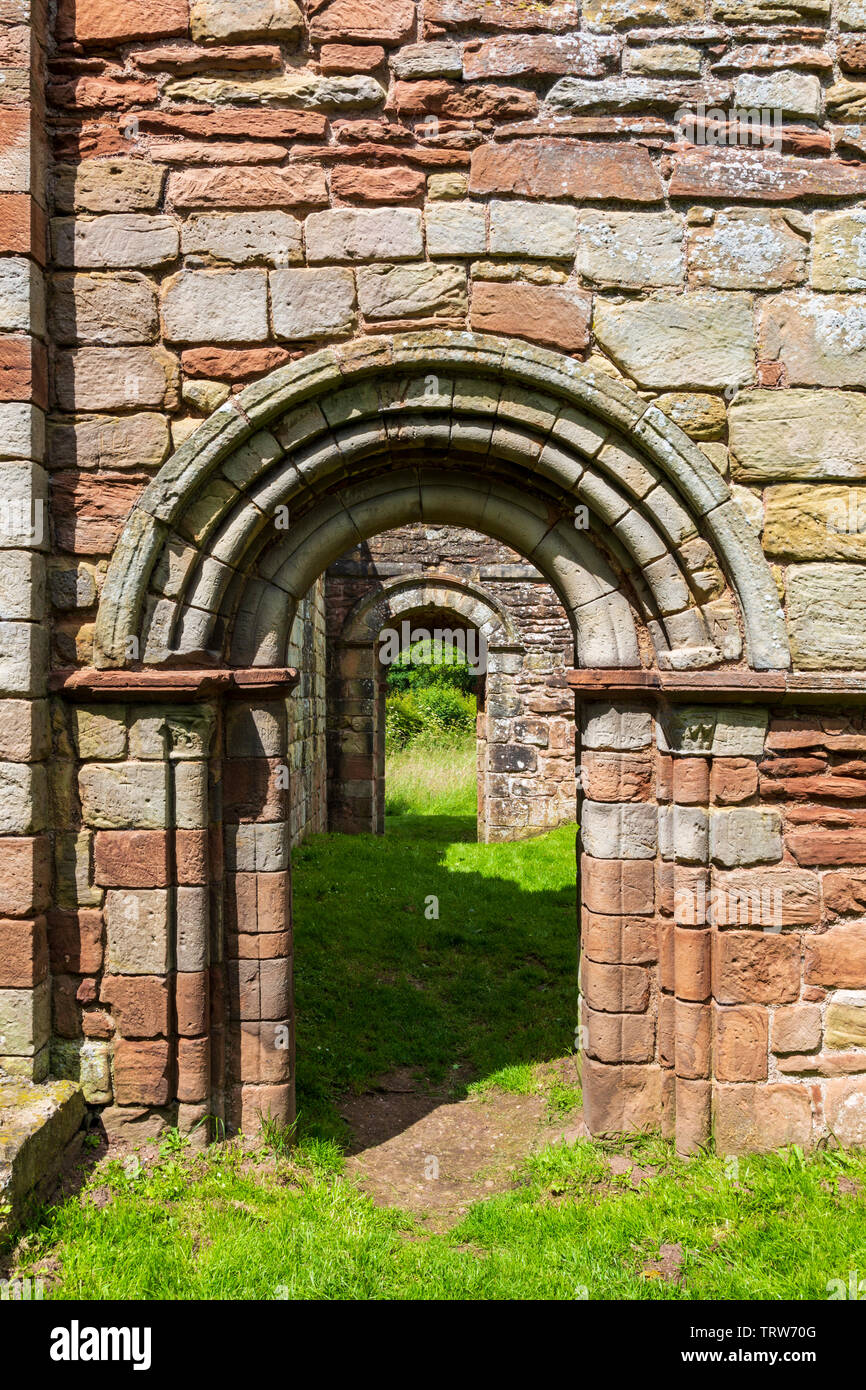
<box><xmin>385</xmin><ymin>732</ymin><xmax>477</xmax><ymax>817</ymax></box>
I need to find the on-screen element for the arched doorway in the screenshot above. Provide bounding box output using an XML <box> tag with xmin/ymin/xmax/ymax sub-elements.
<box><xmin>60</xmin><ymin>332</ymin><xmax>791</xmax><ymax>1157</ymax></box>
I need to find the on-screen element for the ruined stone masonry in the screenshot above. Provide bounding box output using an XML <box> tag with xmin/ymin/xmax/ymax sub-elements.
<box><xmin>2</xmin><ymin>0</ymin><xmax>866</xmax><ymax>1173</ymax></box>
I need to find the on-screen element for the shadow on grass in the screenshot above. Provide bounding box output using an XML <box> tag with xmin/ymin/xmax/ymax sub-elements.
<box><xmin>292</xmin><ymin>810</ymin><xmax>579</xmax><ymax>1146</ymax></box>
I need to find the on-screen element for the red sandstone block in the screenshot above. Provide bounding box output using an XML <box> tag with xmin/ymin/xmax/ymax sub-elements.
<box><xmin>472</xmin><ymin>280</ymin><xmax>590</xmax><ymax>354</ymax></box>
<box><xmin>713</xmin><ymin>931</ymin><xmax>801</xmax><ymax>1006</ymax></box>
<box><xmin>57</xmin><ymin>0</ymin><xmax>188</xmax><ymax>45</ymax></box>
<box><xmin>581</xmin><ymin>958</ymin><xmax>650</xmax><ymax>1015</ymax></box>
<box><xmin>49</xmin><ymin>78</ymin><xmax>159</xmax><ymax>110</ymax></box>
<box><xmin>132</xmin><ymin>111</ymin><xmax>327</xmax><ymax>140</ymax></box>
<box><xmin>581</xmin><ymin>855</ymin><xmax>654</xmax><ymax>917</ymax></box>
<box><xmin>714</xmin><ymin>1081</ymin><xmax>813</xmax><ymax>1154</ymax></box>
<box><xmin>167</xmin><ymin>165</ymin><xmax>328</xmax><ymax>211</ymax></box>
<box><xmin>181</xmin><ymin>346</ymin><xmax>293</xmax><ymax>380</ymax></box>
<box><xmin>0</xmin><ymin>194</ymin><xmax>47</xmax><ymax>263</ymax></box>
<box><xmin>805</xmin><ymin>923</ymin><xmax>866</xmax><ymax>989</ymax></box>
<box><xmin>230</xmin><ymin>1021</ymin><xmax>292</xmax><ymax>1085</ymax></box>
<box><xmin>0</xmin><ymin>917</ymin><xmax>48</xmax><ymax>988</ymax></box>
<box><xmin>672</xmin><ymin>757</ymin><xmax>710</xmax><ymax>805</ymax></box>
<box><xmin>331</xmin><ymin>164</ymin><xmax>425</xmax><ymax>204</ymax></box>
<box><xmin>582</xmin><ymin>1056</ymin><xmax>662</xmax><ymax>1135</ymax></box>
<box><xmin>710</xmin><ymin>757</ymin><xmax>759</xmax><ymax>804</ymax></box>
<box><xmin>229</xmin><ymin>931</ymin><xmax>291</xmax><ymax>962</ymax></box>
<box><xmin>788</xmin><ymin>829</ymin><xmax>866</xmax><ymax>865</ymax></box>
<box><xmin>309</xmin><ymin>0</ymin><xmax>415</xmax><ymax>46</ymax></box>
<box><xmin>319</xmin><ymin>43</ymin><xmax>385</xmax><ymax>73</ymax></box>
<box><xmin>0</xmin><ymin>335</ymin><xmax>47</xmax><ymax>406</ymax></box>
<box><xmin>390</xmin><ymin>79</ymin><xmax>537</xmax><ymax>120</ymax></box>
<box><xmin>470</xmin><ymin>138</ymin><xmax>664</xmax><ymax>203</ymax></box>
<box><xmin>101</xmin><ymin>974</ymin><xmax>169</xmax><ymax>1038</ymax></box>
<box><xmin>674</xmin><ymin>927</ymin><xmax>713</xmax><ymax>1003</ymax></box>
<box><xmin>52</xmin><ymin>974</ymin><xmax>80</xmax><ymax>1038</ymax></box>
<box><xmin>583</xmin><ymin>1004</ymin><xmax>655</xmax><ymax>1064</ymax></box>
<box><xmin>675</xmin><ymin>1000</ymin><xmax>711</xmax><ymax>1080</ymax></box>
<box><xmin>226</xmin><ymin>873</ymin><xmax>289</xmax><ymax>933</ymax></box>
<box><xmin>222</xmin><ymin>758</ymin><xmax>288</xmax><ymax>824</ymax></box>
<box><xmin>657</xmin><ymin>919</ymin><xmax>675</xmax><ymax>993</ymax></box>
<box><xmin>426</xmin><ymin>0</ymin><xmax>578</xmax><ymax>29</ymax></box>
<box><xmin>132</xmin><ymin>43</ymin><xmax>281</xmax><ymax>72</ymax></box>
<box><xmin>50</xmin><ymin>471</ymin><xmax>148</xmax><ymax>555</ymax></box>
<box><xmin>230</xmin><ymin>1082</ymin><xmax>293</xmax><ymax>1132</ymax></box>
<box><xmin>675</xmin><ymin>1077</ymin><xmax>712</xmax><ymax>1155</ymax></box>
<box><xmin>177</xmin><ymin>1035</ymin><xmax>209</xmax><ymax>1103</ymax></box>
<box><xmin>581</xmin><ymin>909</ymin><xmax>657</xmax><ymax>965</ymax></box>
<box><xmin>176</xmin><ymin>829</ymin><xmax>209</xmax><ymax>885</ymax></box>
<box><xmin>657</xmin><ymin>992</ymin><xmax>675</xmax><ymax>1068</ymax></box>
<box><xmin>82</xmin><ymin>1009</ymin><xmax>113</xmax><ymax>1039</ymax></box>
<box><xmin>176</xmin><ymin>971</ymin><xmax>208</xmax><ymax>1036</ymax></box>
<box><xmin>113</xmin><ymin>1039</ymin><xmax>171</xmax><ymax>1106</ymax></box>
<box><xmin>47</xmin><ymin>908</ymin><xmax>104</xmax><ymax>975</ymax></box>
<box><xmin>822</xmin><ymin>869</ymin><xmax>866</xmax><ymax>918</ymax></box>
<box><xmin>656</xmin><ymin>752</ymin><xmax>673</xmax><ymax>802</ymax></box>
<box><xmin>669</xmin><ymin>147</ymin><xmax>866</xmax><ymax>201</ymax></box>
<box><xmin>582</xmin><ymin>752</ymin><xmax>653</xmax><ymax>803</ymax></box>
<box><xmin>0</xmin><ymin>837</ymin><xmax>51</xmax><ymax>917</ymax></box>
<box><xmin>93</xmin><ymin>830</ymin><xmax>170</xmax><ymax>888</ymax></box>
<box><xmin>714</xmin><ymin>1005</ymin><xmax>768</xmax><ymax>1083</ymax></box>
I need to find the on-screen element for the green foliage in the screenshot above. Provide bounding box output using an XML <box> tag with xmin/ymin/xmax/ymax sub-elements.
<box><xmin>386</xmin><ymin>686</ymin><xmax>476</xmax><ymax>751</ymax></box>
<box><xmin>387</xmin><ymin>638</ymin><xmax>478</xmax><ymax>697</ymax></box>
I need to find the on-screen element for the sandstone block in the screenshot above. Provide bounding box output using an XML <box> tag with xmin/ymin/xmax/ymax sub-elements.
<box><xmin>113</xmin><ymin>1038</ymin><xmax>171</xmax><ymax>1105</ymax></box>
<box><xmin>270</xmin><ymin>267</ymin><xmax>355</xmax><ymax>339</ymax></box>
<box><xmin>305</xmin><ymin>207</ymin><xmax>423</xmax><ymax>262</ymax></box>
<box><xmin>105</xmin><ymin>889</ymin><xmax>169</xmax><ymax>974</ymax></box>
<box><xmin>424</xmin><ymin>202</ymin><xmax>486</xmax><ymax>257</ymax></box>
<box><xmin>812</xmin><ymin>209</ymin><xmax>866</xmax><ymax>291</ymax></box>
<box><xmin>825</xmin><ymin>996</ymin><xmax>866</xmax><ymax>1048</ymax></box>
<box><xmin>181</xmin><ymin>211</ymin><xmax>302</xmax><ymax>265</ymax></box>
<box><xmin>470</xmin><ymin>139</ymin><xmax>664</xmax><ymax>203</ymax></box>
<box><xmin>79</xmin><ymin>762</ymin><xmax>168</xmax><ymax>830</ymax></box>
<box><xmin>58</xmin><ymin>0</ymin><xmax>189</xmax><ymax>44</ymax></box>
<box><xmin>308</xmin><ymin>0</ymin><xmax>415</xmax><ymax>45</ymax></box>
<box><xmin>715</xmin><ymin>1004</ymin><xmax>769</xmax><ymax>1081</ymax></box>
<box><xmin>594</xmin><ymin>292</ymin><xmax>754</xmax><ymax>390</ymax></box>
<box><xmin>772</xmin><ymin>1003</ymin><xmax>821</xmax><ymax>1054</ymax></box>
<box><xmin>714</xmin><ymin>931</ymin><xmax>800</xmax><ymax>1005</ymax></box>
<box><xmin>730</xmin><ymin>389</ymin><xmax>866</xmax><ymax>482</ymax></box>
<box><xmin>688</xmin><ymin>209</ymin><xmax>807</xmax><ymax>290</ymax></box>
<box><xmin>0</xmin><ymin>258</ymin><xmax>44</xmax><ymax>337</ymax></box>
<box><xmin>489</xmin><ymin>200</ymin><xmax>577</xmax><ymax>259</ymax></box>
<box><xmin>331</xmin><ymin>165</ymin><xmax>425</xmax><ymax>204</ymax></box>
<box><xmin>101</xmin><ymin>973</ymin><xmax>169</xmax><ymax>1038</ymax></box>
<box><xmin>357</xmin><ymin>261</ymin><xmax>467</xmax><ymax>321</ymax></box>
<box><xmin>735</xmin><ymin>70</ymin><xmax>821</xmax><ymax>120</ymax></box>
<box><xmin>168</xmin><ymin>165</ymin><xmax>327</xmax><ymax>210</ymax></box>
<box><xmin>48</xmin><ymin>412</ymin><xmax>170</xmax><ymax>471</ymax></box>
<box><xmin>581</xmin><ymin>801</ymin><xmax>657</xmax><ymax>860</ymax></box>
<box><xmin>393</xmin><ymin>42</ymin><xmax>463</xmax><ymax>79</ymax></box>
<box><xmin>161</xmin><ymin>269</ymin><xmax>268</xmax><ymax>343</ymax></box>
<box><xmin>758</xmin><ymin>291</ymin><xmax>866</xmax><ymax>387</ymax></box>
<box><xmin>52</xmin><ymin>214</ymin><xmax>179</xmax><ymax>269</ymax></box>
<box><xmin>190</xmin><ymin>0</ymin><xmax>302</xmax><ymax>41</ymax></box>
<box><xmin>577</xmin><ymin>210</ymin><xmax>683</xmax><ymax>289</ymax></box>
<box><xmin>824</xmin><ymin>1076</ymin><xmax>866</xmax><ymax>1145</ymax></box>
<box><xmin>805</xmin><ymin>923</ymin><xmax>866</xmax><ymax>989</ymax></box>
<box><xmin>788</xmin><ymin>563</ymin><xmax>866</xmax><ymax>669</ymax></box>
<box><xmin>54</xmin><ymin>346</ymin><xmax>180</xmax><ymax>412</ymax></box>
<box><xmin>714</xmin><ymin>1081</ymin><xmax>812</xmax><ymax>1155</ymax></box>
<box><xmin>470</xmin><ymin>280</ymin><xmax>590</xmax><ymax>352</ymax></box>
<box><xmin>764</xmin><ymin>485</ymin><xmax>866</xmax><ymax>561</ymax></box>
<box><xmin>94</xmin><ymin>830</ymin><xmax>170</xmax><ymax>888</ymax></box>
<box><xmin>166</xmin><ymin>72</ymin><xmax>385</xmax><ymax>109</ymax></box>
<box><xmin>50</xmin><ymin>272</ymin><xmax>158</xmax><ymax>346</ymax></box>
<box><xmin>54</xmin><ymin>160</ymin><xmax>165</xmax><ymax>215</ymax></box>
<box><xmin>710</xmin><ymin>808</ymin><xmax>782</xmax><ymax>867</ymax></box>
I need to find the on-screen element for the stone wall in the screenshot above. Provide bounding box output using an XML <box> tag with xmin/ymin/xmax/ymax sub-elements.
<box><xmin>286</xmin><ymin>574</ymin><xmax>327</xmax><ymax>845</ymax></box>
<box><xmin>324</xmin><ymin>524</ymin><xmax>576</xmax><ymax>840</ymax></box>
<box><xmin>2</xmin><ymin>0</ymin><xmax>866</xmax><ymax>1154</ymax></box>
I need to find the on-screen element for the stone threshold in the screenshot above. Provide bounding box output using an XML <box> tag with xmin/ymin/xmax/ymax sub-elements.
<box><xmin>50</xmin><ymin>667</ymin><xmax>300</xmax><ymax>703</ymax></box>
<box><xmin>568</xmin><ymin>669</ymin><xmax>866</xmax><ymax>705</ymax></box>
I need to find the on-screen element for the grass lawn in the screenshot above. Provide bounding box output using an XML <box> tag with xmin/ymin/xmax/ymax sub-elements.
<box><xmin>8</xmin><ymin>735</ymin><xmax>866</xmax><ymax>1301</ymax></box>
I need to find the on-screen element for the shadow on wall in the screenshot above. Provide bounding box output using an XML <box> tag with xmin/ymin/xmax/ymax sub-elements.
<box><xmin>291</xmin><ymin>810</ymin><xmax>580</xmax><ymax>1147</ymax></box>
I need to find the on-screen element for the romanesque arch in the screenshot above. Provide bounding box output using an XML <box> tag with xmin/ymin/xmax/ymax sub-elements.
<box><xmin>51</xmin><ymin>330</ymin><xmax>860</xmax><ymax>1158</ymax></box>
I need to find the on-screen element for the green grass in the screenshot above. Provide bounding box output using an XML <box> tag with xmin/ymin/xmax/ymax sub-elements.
<box><xmin>12</xmin><ymin>1131</ymin><xmax>866</xmax><ymax>1301</ymax></box>
<box><xmin>10</xmin><ymin>746</ymin><xmax>866</xmax><ymax>1300</ymax></box>
<box><xmin>294</xmin><ymin>733</ymin><xmax>577</xmax><ymax>1142</ymax></box>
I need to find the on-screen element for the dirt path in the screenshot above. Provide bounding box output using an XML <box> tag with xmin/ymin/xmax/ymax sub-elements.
<box><xmin>340</xmin><ymin>1061</ymin><xmax>585</xmax><ymax>1227</ymax></box>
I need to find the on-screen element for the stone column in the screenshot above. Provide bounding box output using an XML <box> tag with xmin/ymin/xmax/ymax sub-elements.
<box><xmin>327</xmin><ymin>640</ymin><xmax>381</xmax><ymax>834</ymax></box>
<box><xmin>579</xmin><ymin>702</ymin><xmax>663</xmax><ymax>1136</ymax></box>
<box><xmin>224</xmin><ymin>699</ymin><xmax>293</xmax><ymax>1134</ymax></box>
<box><xmin>0</xmin><ymin>0</ymin><xmax>50</xmax><ymax>1079</ymax></box>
